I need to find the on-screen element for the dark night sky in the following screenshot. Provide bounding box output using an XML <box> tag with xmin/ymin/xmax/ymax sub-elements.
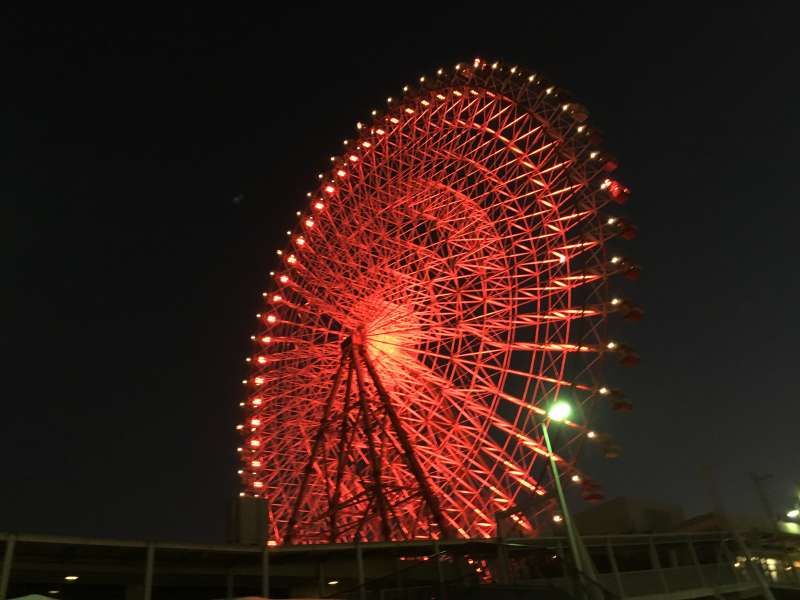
<box><xmin>2</xmin><ymin>4</ymin><xmax>798</xmax><ymax>542</ymax></box>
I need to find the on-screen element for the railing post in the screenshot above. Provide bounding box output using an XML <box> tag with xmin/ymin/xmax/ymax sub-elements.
<box><xmin>356</xmin><ymin>542</ymin><xmax>366</xmax><ymax>600</ymax></box>
<box><xmin>143</xmin><ymin>543</ymin><xmax>155</xmax><ymax>600</ymax></box>
<box><xmin>0</xmin><ymin>535</ymin><xmax>16</xmax><ymax>600</ymax></box>
<box><xmin>226</xmin><ymin>571</ymin><xmax>235</xmax><ymax>599</ymax></box>
<box><xmin>433</xmin><ymin>539</ymin><xmax>446</xmax><ymax>600</ymax></box>
<box><xmin>648</xmin><ymin>536</ymin><xmax>669</xmax><ymax>593</ymax></box>
<box><xmin>687</xmin><ymin>538</ymin><xmax>707</xmax><ymax>588</ymax></box>
<box><xmin>606</xmin><ymin>537</ymin><xmax>625</xmax><ymax>598</ymax></box>
<box><xmin>262</xmin><ymin>544</ymin><xmax>270</xmax><ymax>599</ymax></box>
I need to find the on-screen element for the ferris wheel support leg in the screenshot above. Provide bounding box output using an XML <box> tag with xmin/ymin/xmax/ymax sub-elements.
<box><xmin>328</xmin><ymin>360</ymin><xmax>355</xmax><ymax>543</ymax></box>
<box><xmin>356</xmin><ymin>345</ymin><xmax>451</xmax><ymax>539</ymax></box>
<box><xmin>283</xmin><ymin>352</ymin><xmax>348</xmax><ymax>545</ymax></box>
<box><xmin>352</xmin><ymin>344</ymin><xmax>394</xmax><ymax>541</ymax></box>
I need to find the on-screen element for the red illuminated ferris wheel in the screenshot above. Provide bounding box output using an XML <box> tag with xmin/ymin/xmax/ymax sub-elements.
<box><xmin>240</xmin><ymin>59</ymin><xmax>639</xmax><ymax>545</ymax></box>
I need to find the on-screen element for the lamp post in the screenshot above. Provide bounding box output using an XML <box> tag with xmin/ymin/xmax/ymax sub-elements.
<box><xmin>541</xmin><ymin>401</ymin><xmax>585</xmax><ymax>581</ymax></box>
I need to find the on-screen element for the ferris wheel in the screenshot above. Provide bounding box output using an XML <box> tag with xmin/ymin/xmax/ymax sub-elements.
<box><xmin>239</xmin><ymin>58</ymin><xmax>639</xmax><ymax>545</ymax></box>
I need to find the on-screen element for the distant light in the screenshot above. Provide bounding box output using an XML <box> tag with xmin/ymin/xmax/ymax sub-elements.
<box><xmin>571</xmin><ymin>474</ymin><xmax>581</xmax><ymax>483</ymax></box>
<box><xmin>552</xmin><ymin>514</ymin><xmax>563</xmax><ymax>523</ymax></box>
<box><xmin>251</xmin><ymin>460</ymin><xmax>261</xmax><ymax>467</ymax></box>
<box><xmin>327</xmin><ymin>580</ymin><xmax>340</xmax><ymax>586</ymax></box>
<box><xmin>610</xmin><ymin>256</ymin><xmax>622</xmax><ymax>264</ymax></box>
<box><xmin>587</xmin><ymin>431</ymin><xmax>597</xmax><ymax>439</ymax></box>
<box><xmin>314</xmin><ymin>201</ymin><xmax>325</xmax><ymax>211</ymax></box>
<box><xmin>252</xmin><ymin>397</ymin><xmax>262</xmax><ymax>406</ymax></box>
<box><xmin>598</xmin><ymin>386</ymin><xmax>609</xmax><ymax>395</ymax></box>
<box><xmin>606</xmin><ymin>341</ymin><xmax>618</xmax><ymax>350</ymax></box>
<box><xmin>788</xmin><ymin>509</ymin><xmax>800</xmax><ymax>519</ymax></box>
<box><xmin>610</xmin><ymin>297</ymin><xmax>622</xmax><ymax>306</ymax></box>
<box><xmin>48</xmin><ymin>591</ymin><xmax>60</xmax><ymax>595</ymax></box>
<box><xmin>267</xmin><ymin>540</ymin><xmax>278</xmax><ymax>547</ymax></box>
<box><xmin>279</xmin><ymin>275</ymin><xmax>289</xmax><ymax>284</ymax></box>
<box><xmin>65</xmin><ymin>576</ymin><xmax>79</xmax><ymax>581</ymax></box>
<box><xmin>547</xmin><ymin>401</ymin><xmax>572</xmax><ymax>422</ymax></box>
<box><xmin>266</xmin><ymin>315</ymin><xmax>277</xmax><ymax>324</ymax></box>
<box><xmin>607</xmin><ymin>217</ymin><xmax>617</xmax><ymax>225</ymax></box>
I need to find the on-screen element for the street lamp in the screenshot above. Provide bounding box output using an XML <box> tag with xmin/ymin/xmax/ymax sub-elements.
<box><xmin>548</xmin><ymin>400</ymin><xmax>573</xmax><ymax>422</ymax></box>
<box><xmin>541</xmin><ymin>400</ymin><xmax>587</xmax><ymax>586</ymax></box>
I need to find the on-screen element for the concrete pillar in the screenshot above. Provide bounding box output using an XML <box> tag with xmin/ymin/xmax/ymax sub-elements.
<box><xmin>0</xmin><ymin>535</ymin><xmax>16</xmax><ymax>600</ymax></box>
<box><xmin>143</xmin><ymin>543</ymin><xmax>155</xmax><ymax>600</ymax></box>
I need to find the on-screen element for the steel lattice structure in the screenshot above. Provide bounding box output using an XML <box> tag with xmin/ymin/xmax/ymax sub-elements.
<box><xmin>239</xmin><ymin>59</ymin><xmax>638</xmax><ymax>545</ymax></box>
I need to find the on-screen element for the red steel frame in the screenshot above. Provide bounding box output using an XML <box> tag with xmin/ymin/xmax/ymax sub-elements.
<box><xmin>239</xmin><ymin>59</ymin><xmax>636</xmax><ymax>545</ymax></box>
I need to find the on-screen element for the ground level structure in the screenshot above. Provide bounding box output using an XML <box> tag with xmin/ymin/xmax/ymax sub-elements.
<box><xmin>2</xmin><ymin>529</ymin><xmax>799</xmax><ymax>600</ymax></box>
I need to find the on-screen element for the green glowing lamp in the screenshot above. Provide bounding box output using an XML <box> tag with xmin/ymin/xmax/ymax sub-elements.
<box><xmin>547</xmin><ymin>400</ymin><xmax>572</xmax><ymax>422</ymax></box>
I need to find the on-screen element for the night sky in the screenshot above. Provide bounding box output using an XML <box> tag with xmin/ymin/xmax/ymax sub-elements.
<box><xmin>3</xmin><ymin>4</ymin><xmax>798</xmax><ymax>543</ymax></box>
